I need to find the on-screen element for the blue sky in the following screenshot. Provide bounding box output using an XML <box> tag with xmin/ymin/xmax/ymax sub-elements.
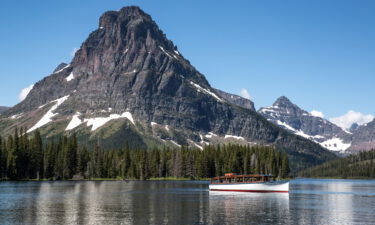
<box><xmin>0</xmin><ymin>0</ymin><xmax>374</xmax><ymax>126</ymax></box>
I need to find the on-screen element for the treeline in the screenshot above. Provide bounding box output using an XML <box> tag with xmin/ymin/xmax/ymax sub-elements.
<box><xmin>300</xmin><ymin>149</ymin><xmax>375</xmax><ymax>178</ymax></box>
<box><xmin>0</xmin><ymin>128</ymin><xmax>289</xmax><ymax>180</ymax></box>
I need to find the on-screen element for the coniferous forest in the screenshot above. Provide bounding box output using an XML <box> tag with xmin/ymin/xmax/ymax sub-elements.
<box><xmin>300</xmin><ymin>149</ymin><xmax>375</xmax><ymax>178</ymax></box>
<box><xmin>0</xmin><ymin>128</ymin><xmax>290</xmax><ymax>180</ymax></box>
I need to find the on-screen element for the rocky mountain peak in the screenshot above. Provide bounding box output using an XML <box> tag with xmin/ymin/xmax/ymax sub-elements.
<box><xmin>273</xmin><ymin>96</ymin><xmax>301</xmax><ymax>113</ymax></box>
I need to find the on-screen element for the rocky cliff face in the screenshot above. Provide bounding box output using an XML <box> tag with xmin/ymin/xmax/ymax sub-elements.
<box><xmin>0</xmin><ymin>6</ymin><xmax>337</xmax><ymax>172</ymax></box>
<box><xmin>259</xmin><ymin>96</ymin><xmax>352</xmax><ymax>152</ymax></box>
<box><xmin>214</xmin><ymin>89</ymin><xmax>255</xmax><ymax>111</ymax></box>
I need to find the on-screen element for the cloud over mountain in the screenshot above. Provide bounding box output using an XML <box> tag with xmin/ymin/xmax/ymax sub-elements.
<box><xmin>330</xmin><ymin>110</ymin><xmax>374</xmax><ymax>130</ymax></box>
<box><xmin>18</xmin><ymin>84</ymin><xmax>34</xmax><ymax>101</ymax></box>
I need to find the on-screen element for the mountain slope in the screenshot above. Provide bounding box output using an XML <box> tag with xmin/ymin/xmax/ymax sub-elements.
<box><xmin>0</xmin><ymin>106</ymin><xmax>9</xmax><ymax>114</ymax></box>
<box><xmin>350</xmin><ymin>119</ymin><xmax>375</xmax><ymax>151</ymax></box>
<box><xmin>258</xmin><ymin>96</ymin><xmax>352</xmax><ymax>152</ymax></box>
<box><xmin>0</xmin><ymin>6</ymin><xmax>337</xmax><ymax>172</ymax></box>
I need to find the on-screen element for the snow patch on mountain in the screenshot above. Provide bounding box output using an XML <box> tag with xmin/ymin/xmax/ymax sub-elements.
<box><xmin>205</xmin><ymin>132</ymin><xmax>218</xmax><ymax>138</ymax></box>
<box><xmin>320</xmin><ymin>138</ymin><xmax>351</xmax><ymax>152</ymax></box>
<box><xmin>190</xmin><ymin>81</ymin><xmax>224</xmax><ymax>102</ymax></box>
<box><xmin>28</xmin><ymin>95</ymin><xmax>70</xmax><ymax>133</ymax></box>
<box><xmin>10</xmin><ymin>113</ymin><xmax>23</xmax><ymax>119</ymax></box>
<box><xmin>170</xmin><ymin>140</ymin><xmax>181</xmax><ymax>148</ymax></box>
<box><xmin>66</xmin><ymin>113</ymin><xmax>83</xmax><ymax>131</ymax></box>
<box><xmin>66</xmin><ymin>72</ymin><xmax>74</xmax><ymax>82</ymax></box>
<box><xmin>225</xmin><ymin>135</ymin><xmax>245</xmax><ymax>140</ymax></box>
<box><xmin>53</xmin><ymin>64</ymin><xmax>70</xmax><ymax>74</ymax></box>
<box><xmin>84</xmin><ymin>112</ymin><xmax>135</xmax><ymax>131</ymax></box>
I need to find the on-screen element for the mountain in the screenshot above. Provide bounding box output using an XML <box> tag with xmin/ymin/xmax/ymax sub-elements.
<box><xmin>350</xmin><ymin>119</ymin><xmax>375</xmax><ymax>151</ymax></box>
<box><xmin>258</xmin><ymin>96</ymin><xmax>352</xmax><ymax>152</ymax></box>
<box><xmin>0</xmin><ymin>6</ymin><xmax>337</xmax><ymax>172</ymax></box>
<box><xmin>0</xmin><ymin>106</ymin><xmax>10</xmax><ymax>114</ymax></box>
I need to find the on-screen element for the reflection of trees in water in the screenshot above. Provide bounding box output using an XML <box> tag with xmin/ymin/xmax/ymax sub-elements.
<box><xmin>208</xmin><ymin>192</ymin><xmax>291</xmax><ymax>225</ymax></box>
<box><xmin>130</xmin><ymin>181</ymin><xmax>210</xmax><ymax>224</ymax></box>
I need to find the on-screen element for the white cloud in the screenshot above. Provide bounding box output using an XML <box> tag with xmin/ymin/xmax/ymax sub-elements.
<box><xmin>239</xmin><ymin>89</ymin><xmax>251</xmax><ymax>100</ymax></box>
<box><xmin>310</xmin><ymin>110</ymin><xmax>324</xmax><ymax>118</ymax></box>
<box><xmin>18</xmin><ymin>84</ymin><xmax>34</xmax><ymax>101</ymax></box>
<box><xmin>330</xmin><ymin>110</ymin><xmax>374</xmax><ymax>130</ymax></box>
<box><xmin>70</xmin><ymin>47</ymin><xmax>79</xmax><ymax>57</ymax></box>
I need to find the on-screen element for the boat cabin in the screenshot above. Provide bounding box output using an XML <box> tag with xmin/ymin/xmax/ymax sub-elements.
<box><xmin>210</xmin><ymin>173</ymin><xmax>275</xmax><ymax>184</ymax></box>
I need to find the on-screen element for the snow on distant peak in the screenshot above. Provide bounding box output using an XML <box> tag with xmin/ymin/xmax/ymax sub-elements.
<box><xmin>276</xmin><ymin>120</ymin><xmax>297</xmax><ymax>132</ymax></box>
<box><xmin>277</xmin><ymin>120</ymin><xmax>324</xmax><ymax>141</ymax></box>
<box><xmin>66</xmin><ymin>72</ymin><xmax>74</xmax><ymax>82</ymax></box>
<box><xmin>320</xmin><ymin>138</ymin><xmax>351</xmax><ymax>151</ymax></box>
<box><xmin>28</xmin><ymin>95</ymin><xmax>70</xmax><ymax>133</ymax></box>
<box><xmin>190</xmin><ymin>81</ymin><xmax>224</xmax><ymax>102</ymax></box>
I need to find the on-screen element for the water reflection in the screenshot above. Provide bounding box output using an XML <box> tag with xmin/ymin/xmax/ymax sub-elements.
<box><xmin>208</xmin><ymin>192</ymin><xmax>290</xmax><ymax>224</ymax></box>
<box><xmin>0</xmin><ymin>180</ymin><xmax>375</xmax><ymax>225</ymax></box>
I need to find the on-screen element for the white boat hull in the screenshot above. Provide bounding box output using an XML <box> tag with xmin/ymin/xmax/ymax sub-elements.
<box><xmin>209</xmin><ymin>181</ymin><xmax>289</xmax><ymax>193</ymax></box>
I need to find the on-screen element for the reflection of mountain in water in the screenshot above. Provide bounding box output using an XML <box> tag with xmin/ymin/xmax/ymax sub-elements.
<box><xmin>208</xmin><ymin>192</ymin><xmax>290</xmax><ymax>224</ymax></box>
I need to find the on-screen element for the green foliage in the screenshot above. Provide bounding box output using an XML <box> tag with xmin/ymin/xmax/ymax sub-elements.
<box><xmin>300</xmin><ymin>149</ymin><xmax>375</xmax><ymax>178</ymax></box>
<box><xmin>0</xmin><ymin>129</ymin><xmax>290</xmax><ymax>180</ymax></box>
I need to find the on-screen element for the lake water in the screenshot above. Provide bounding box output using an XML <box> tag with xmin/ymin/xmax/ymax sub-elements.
<box><xmin>0</xmin><ymin>179</ymin><xmax>375</xmax><ymax>225</ymax></box>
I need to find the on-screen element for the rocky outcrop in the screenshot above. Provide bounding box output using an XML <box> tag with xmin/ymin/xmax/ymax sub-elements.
<box><xmin>214</xmin><ymin>89</ymin><xmax>255</xmax><ymax>111</ymax></box>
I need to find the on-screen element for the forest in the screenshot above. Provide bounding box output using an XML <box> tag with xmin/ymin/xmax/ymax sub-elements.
<box><xmin>0</xmin><ymin>128</ymin><xmax>290</xmax><ymax>180</ymax></box>
<box><xmin>300</xmin><ymin>149</ymin><xmax>375</xmax><ymax>178</ymax></box>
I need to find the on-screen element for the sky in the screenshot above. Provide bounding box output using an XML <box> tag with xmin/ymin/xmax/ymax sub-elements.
<box><xmin>0</xmin><ymin>0</ymin><xmax>374</xmax><ymax>128</ymax></box>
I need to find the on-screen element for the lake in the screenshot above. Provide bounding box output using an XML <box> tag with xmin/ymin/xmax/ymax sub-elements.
<box><xmin>0</xmin><ymin>179</ymin><xmax>375</xmax><ymax>225</ymax></box>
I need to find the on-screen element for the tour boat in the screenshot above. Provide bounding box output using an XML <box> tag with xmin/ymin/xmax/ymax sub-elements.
<box><xmin>209</xmin><ymin>173</ymin><xmax>289</xmax><ymax>193</ymax></box>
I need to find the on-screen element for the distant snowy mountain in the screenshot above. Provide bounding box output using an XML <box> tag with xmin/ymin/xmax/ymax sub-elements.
<box><xmin>258</xmin><ymin>96</ymin><xmax>352</xmax><ymax>152</ymax></box>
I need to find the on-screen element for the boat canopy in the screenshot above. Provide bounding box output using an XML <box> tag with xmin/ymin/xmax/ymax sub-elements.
<box><xmin>210</xmin><ymin>174</ymin><xmax>276</xmax><ymax>184</ymax></box>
